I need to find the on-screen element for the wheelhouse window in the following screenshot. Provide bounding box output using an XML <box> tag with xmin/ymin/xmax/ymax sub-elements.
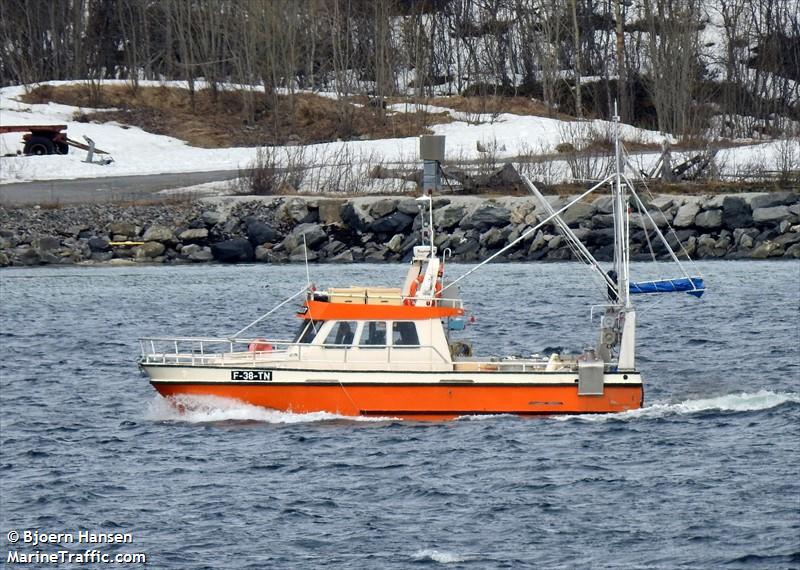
<box><xmin>294</xmin><ymin>321</ymin><xmax>321</xmax><ymax>344</ymax></box>
<box><xmin>392</xmin><ymin>322</ymin><xmax>419</xmax><ymax>346</ymax></box>
<box><xmin>325</xmin><ymin>321</ymin><xmax>356</xmax><ymax>346</ymax></box>
<box><xmin>359</xmin><ymin>321</ymin><xmax>387</xmax><ymax>346</ymax></box>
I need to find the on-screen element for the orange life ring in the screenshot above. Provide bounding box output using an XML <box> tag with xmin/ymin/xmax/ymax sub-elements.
<box><xmin>404</xmin><ymin>275</ymin><xmax>425</xmax><ymax>305</ymax></box>
<box><xmin>248</xmin><ymin>339</ymin><xmax>273</xmax><ymax>352</ymax></box>
<box><xmin>404</xmin><ymin>280</ymin><xmax>419</xmax><ymax>305</ymax></box>
<box><xmin>434</xmin><ymin>280</ymin><xmax>442</xmax><ymax>297</ymax></box>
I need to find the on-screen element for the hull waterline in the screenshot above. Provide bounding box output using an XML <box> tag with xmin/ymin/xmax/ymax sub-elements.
<box><xmin>147</xmin><ymin>367</ymin><xmax>643</xmax><ymax>420</ymax></box>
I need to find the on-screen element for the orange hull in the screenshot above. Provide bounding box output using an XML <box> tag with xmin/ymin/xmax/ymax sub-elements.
<box><xmin>152</xmin><ymin>382</ymin><xmax>643</xmax><ymax>420</ymax></box>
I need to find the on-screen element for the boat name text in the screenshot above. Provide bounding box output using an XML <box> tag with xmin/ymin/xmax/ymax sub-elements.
<box><xmin>231</xmin><ymin>370</ymin><xmax>273</xmax><ymax>381</ymax></box>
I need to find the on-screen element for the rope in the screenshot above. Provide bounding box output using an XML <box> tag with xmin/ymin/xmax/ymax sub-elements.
<box><xmin>338</xmin><ymin>377</ymin><xmax>361</xmax><ymax>416</ymax></box>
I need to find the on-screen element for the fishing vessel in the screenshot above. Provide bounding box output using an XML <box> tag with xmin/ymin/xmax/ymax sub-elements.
<box><xmin>139</xmin><ymin>121</ymin><xmax>704</xmax><ymax>420</ymax></box>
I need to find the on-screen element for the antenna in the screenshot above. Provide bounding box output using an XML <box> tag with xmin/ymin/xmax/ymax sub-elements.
<box><xmin>303</xmin><ymin>233</ymin><xmax>311</xmax><ymax>288</ymax></box>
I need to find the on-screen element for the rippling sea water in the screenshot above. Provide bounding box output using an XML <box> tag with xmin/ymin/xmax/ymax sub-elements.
<box><xmin>1</xmin><ymin>261</ymin><xmax>798</xmax><ymax>569</ymax></box>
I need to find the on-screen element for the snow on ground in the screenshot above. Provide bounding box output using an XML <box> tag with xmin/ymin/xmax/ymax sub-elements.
<box><xmin>1</xmin><ymin>80</ymin><xmax>796</xmax><ymax>189</ymax></box>
<box><xmin>156</xmin><ymin>180</ymin><xmax>237</xmax><ymax>198</ymax></box>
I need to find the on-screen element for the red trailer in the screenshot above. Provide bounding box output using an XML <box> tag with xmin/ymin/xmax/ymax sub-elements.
<box><xmin>0</xmin><ymin>125</ymin><xmax>110</xmax><ymax>157</ymax></box>
<box><xmin>0</xmin><ymin>124</ymin><xmax>70</xmax><ymax>155</ymax></box>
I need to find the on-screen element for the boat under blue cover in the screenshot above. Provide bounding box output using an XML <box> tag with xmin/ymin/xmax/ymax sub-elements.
<box><xmin>629</xmin><ymin>277</ymin><xmax>705</xmax><ymax>297</ymax></box>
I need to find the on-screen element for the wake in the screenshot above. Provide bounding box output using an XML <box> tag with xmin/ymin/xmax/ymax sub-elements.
<box><xmin>145</xmin><ymin>394</ymin><xmax>394</xmax><ymax>424</ymax></box>
<box><xmin>557</xmin><ymin>389</ymin><xmax>800</xmax><ymax>422</ymax></box>
<box><xmin>144</xmin><ymin>390</ymin><xmax>797</xmax><ymax>425</ymax></box>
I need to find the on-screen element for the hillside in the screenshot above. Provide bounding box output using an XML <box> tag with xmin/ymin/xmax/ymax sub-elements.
<box><xmin>1</xmin><ymin>0</ymin><xmax>797</xmax><ymax>141</ymax></box>
<box><xmin>1</xmin><ymin>80</ymin><xmax>797</xmax><ymax>195</ymax></box>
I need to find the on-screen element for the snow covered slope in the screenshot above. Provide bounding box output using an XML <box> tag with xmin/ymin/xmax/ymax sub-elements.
<box><xmin>0</xmin><ymin>81</ymin><xmax>796</xmax><ymax>188</ymax></box>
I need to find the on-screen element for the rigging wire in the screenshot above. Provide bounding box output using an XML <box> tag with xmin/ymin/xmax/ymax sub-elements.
<box><xmin>622</xmin><ymin>148</ymin><xmax>705</xmax><ymax>280</ymax></box>
<box><xmin>441</xmin><ymin>174</ymin><xmax>616</xmax><ymax>293</ymax></box>
<box><xmin>633</xmin><ymin>195</ymin><xmax>663</xmax><ymax>279</ymax></box>
<box><xmin>231</xmin><ymin>285</ymin><xmax>308</xmax><ymax>339</ymax></box>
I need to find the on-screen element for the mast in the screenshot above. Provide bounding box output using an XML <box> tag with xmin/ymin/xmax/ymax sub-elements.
<box><xmin>612</xmin><ymin>103</ymin><xmax>636</xmax><ymax>369</ymax></box>
<box><xmin>612</xmin><ymin>103</ymin><xmax>630</xmax><ymax>309</ymax></box>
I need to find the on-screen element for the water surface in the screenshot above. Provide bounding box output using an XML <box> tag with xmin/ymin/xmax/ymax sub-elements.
<box><xmin>1</xmin><ymin>261</ymin><xmax>798</xmax><ymax>568</ymax></box>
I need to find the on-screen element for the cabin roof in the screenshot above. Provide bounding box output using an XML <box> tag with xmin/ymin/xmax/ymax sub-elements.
<box><xmin>299</xmin><ymin>300</ymin><xmax>463</xmax><ymax>321</ymax></box>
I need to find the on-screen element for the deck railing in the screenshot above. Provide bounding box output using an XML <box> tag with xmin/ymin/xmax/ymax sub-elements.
<box><xmin>138</xmin><ymin>336</ymin><xmax>454</xmax><ymax>368</ymax></box>
<box><xmin>138</xmin><ymin>337</ymin><xmax>569</xmax><ymax>373</ymax></box>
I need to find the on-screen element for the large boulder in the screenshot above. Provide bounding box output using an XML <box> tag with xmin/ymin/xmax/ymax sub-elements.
<box><xmin>510</xmin><ymin>202</ymin><xmax>535</xmax><ymax>224</ymax></box>
<box><xmin>245</xmin><ymin>218</ymin><xmax>279</xmax><ymax>246</ymax></box>
<box><xmin>695</xmin><ymin>209</ymin><xmax>723</xmax><ymax>230</ymax></box>
<box><xmin>142</xmin><ymin>225</ymin><xmax>175</xmax><ymax>243</ymax></box>
<box><xmin>282</xmin><ymin>223</ymin><xmax>327</xmax><ymax>251</ymax></box>
<box><xmin>733</xmin><ymin>228</ymin><xmax>759</xmax><ymax>248</ymax></box>
<box><xmin>364</xmin><ymin>246</ymin><xmax>388</xmax><ymax>262</ymax></box>
<box><xmin>592</xmin><ymin>195</ymin><xmax>614</xmax><ymax>214</ymax></box>
<box><xmin>460</xmin><ymin>203</ymin><xmax>511</xmax><ymax>231</ymax></box>
<box><xmin>87</xmin><ymin>237</ymin><xmax>110</xmax><ymax>252</ymax></box>
<box><xmin>722</xmin><ymin>196</ymin><xmax>752</xmax><ymax>230</ymax></box>
<box><xmin>179</xmin><ymin>228</ymin><xmax>209</xmax><ymax>243</ymax></box>
<box><xmin>585</xmin><ymin>228</ymin><xmax>615</xmax><ymax>247</ymax></box>
<box><xmin>649</xmin><ymin>195</ymin><xmax>675</xmax><ymax>211</ymax></box>
<box><xmin>32</xmin><ymin>236</ymin><xmax>61</xmax><ymax>253</ymax></box>
<box><xmin>340</xmin><ymin>202</ymin><xmax>373</xmax><ymax>232</ymax></box>
<box><xmin>453</xmin><ymin>235</ymin><xmax>481</xmax><ymax>258</ymax></box>
<box><xmin>108</xmin><ymin>222</ymin><xmax>137</xmax><ymax>238</ymax></box>
<box><xmin>386</xmin><ymin>234</ymin><xmax>404</xmax><ymax>253</ymax></box>
<box><xmin>188</xmin><ymin>247</ymin><xmax>213</xmax><ymax>262</ymax></box>
<box><xmin>211</xmin><ymin>239</ymin><xmax>254</xmax><ymax>262</ymax></box>
<box><xmin>647</xmin><ymin>209</ymin><xmax>672</xmax><ymax>228</ymax></box>
<box><xmin>201</xmin><ymin>210</ymin><xmax>226</xmax><ymax>226</ymax></box>
<box><xmin>289</xmin><ymin>245</ymin><xmax>318</xmax><ymax>262</ymax></box>
<box><xmin>278</xmin><ymin>197</ymin><xmax>310</xmax><ymax>224</ymax></box>
<box><xmin>748</xmin><ymin>191</ymin><xmax>797</xmax><ymax>210</ymax></box>
<box><xmin>254</xmin><ymin>244</ymin><xmax>272</xmax><ymax>262</ymax></box>
<box><xmin>750</xmin><ymin>241</ymin><xmax>784</xmax><ymax>259</ymax></box>
<box><xmin>134</xmin><ymin>241</ymin><xmax>165</xmax><ymax>259</ymax></box>
<box><xmin>434</xmin><ymin>204</ymin><xmax>466</xmax><ymax>230</ymax></box>
<box><xmin>591</xmin><ymin>214</ymin><xmax>615</xmax><ymax>229</ymax></box>
<box><xmin>397</xmin><ymin>199</ymin><xmax>422</xmax><ymax>216</ymax></box>
<box><xmin>321</xmin><ymin>240</ymin><xmax>347</xmax><ymax>257</ymax></box>
<box><xmin>673</xmin><ymin>201</ymin><xmax>701</xmax><ymax>228</ymax></box>
<box><xmin>753</xmin><ymin>205</ymin><xmax>792</xmax><ymax>224</ymax></box>
<box><xmin>703</xmin><ymin>195</ymin><xmax>726</xmax><ymax>209</ymax></box>
<box><xmin>318</xmin><ymin>200</ymin><xmax>344</xmax><ymax>225</ymax></box>
<box><xmin>90</xmin><ymin>251</ymin><xmax>113</xmax><ymax>262</ymax></box>
<box><xmin>369</xmin><ymin>212</ymin><xmax>413</xmax><ymax>234</ymax></box>
<box><xmin>481</xmin><ymin>226</ymin><xmax>511</xmax><ymax>249</ymax></box>
<box><xmin>774</xmin><ymin>232</ymin><xmax>800</xmax><ymax>248</ymax></box>
<box><xmin>330</xmin><ymin>250</ymin><xmax>354</xmax><ymax>263</ymax></box>
<box><xmin>180</xmin><ymin>243</ymin><xmax>213</xmax><ymax>262</ymax></box>
<box><xmin>368</xmin><ymin>198</ymin><xmax>398</xmax><ymax>219</ymax></box>
<box><xmin>785</xmin><ymin>243</ymin><xmax>800</xmax><ymax>258</ymax></box>
<box><xmin>560</xmin><ymin>201</ymin><xmax>595</xmax><ymax>227</ymax></box>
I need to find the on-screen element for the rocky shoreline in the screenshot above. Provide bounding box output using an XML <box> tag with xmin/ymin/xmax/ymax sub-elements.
<box><xmin>1</xmin><ymin>191</ymin><xmax>798</xmax><ymax>267</ymax></box>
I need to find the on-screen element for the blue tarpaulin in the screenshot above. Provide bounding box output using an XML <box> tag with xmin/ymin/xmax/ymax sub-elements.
<box><xmin>629</xmin><ymin>277</ymin><xmax>705</xmax><ymax>297</ymax></box>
